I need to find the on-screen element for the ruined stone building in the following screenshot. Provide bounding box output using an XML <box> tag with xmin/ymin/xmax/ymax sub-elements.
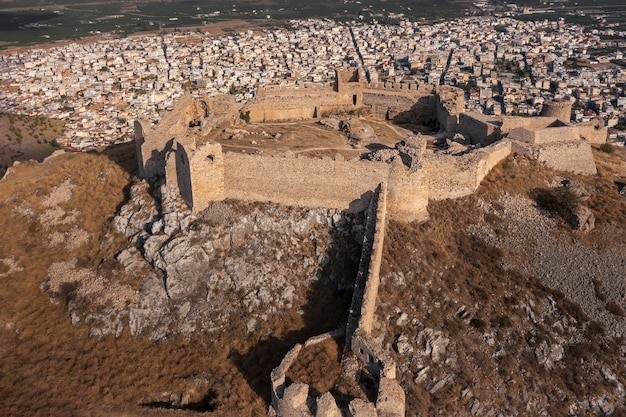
<box><xmin>134</xmin><ymin>73</ymin><xmax>606</xmax><ymax>417</ymax></box>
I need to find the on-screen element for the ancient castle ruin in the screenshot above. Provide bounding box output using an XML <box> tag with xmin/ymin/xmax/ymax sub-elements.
<box><xmin>134</xmin><ymin>70</ymin><xmax>607</xmax><ymax>416</ymax></box>
<box><xmin>458</xmin><ymin>99</ymin><xmax>606</xmax><ymax>176</ymax></box>
<box><xmin>244</xmin><ymin>69</ymin><xmax>452</xmax><ymax>128</ymax></box>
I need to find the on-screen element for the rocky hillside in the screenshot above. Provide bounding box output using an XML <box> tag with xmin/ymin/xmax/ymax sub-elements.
<box><xmin>0</xmin><ymin>146</ymin><xmax>362</xmax><ymax>416</ymax></box>
<box><xmin>1</xmin><ymin>142</ymin><xmax>626</xmax><ymax>417</ymax></box>
<box><xmin>378</xmin><ymin>149</ymin><xmax>626</xmax><ymax>416</ymax></box>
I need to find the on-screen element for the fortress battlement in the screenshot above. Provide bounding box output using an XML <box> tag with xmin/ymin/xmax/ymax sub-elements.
<box><xmin>365</xmin><ymin>81</ymin><xmax>432</xmax><ymax>96</ymax></box>
<box><xmin>256</xmin><ymin>82</ymin><xmax>335</xmax><ymax>96</ymax></box>
<box><xmin>256</xmin><ymin>79</ymin><xmax>431</xmax><ymax>98</ymax></box>
<box><xmin>245</xmin><ymin>69</ymin><xmax>447</xmax><ymax>124</ymax></box>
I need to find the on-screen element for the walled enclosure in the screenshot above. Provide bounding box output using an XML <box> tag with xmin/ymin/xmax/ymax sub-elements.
<box><xmin>270</xmin><ymin>184</ymin><xmax>405</xmax><ymax>417</ymax></box>
<box><xmin>171</xmin><ymin>140</ymin><xmax>430</xmax><ymax>224</ymax></box>
<box><xmin>134</xmin><ymin>78</ymin><xmax>610</xmax><ymax>417</ymax></box>
<box><xmin>457</xmin><ymin>106</ymin><xmax>603</xmax><ymax>176</ymax></box>
<box><xmin>244</xmin><ymin>68</ymin><xmax>460</xmax><ymax>128</ymax></box>
<box><xmin>246</xmin><ymin>69</ymin><xmax>366</xmax><ymax>123</ymax></box>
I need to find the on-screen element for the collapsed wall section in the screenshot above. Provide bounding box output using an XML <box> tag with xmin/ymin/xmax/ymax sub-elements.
<box><xmin>136</xmin><ymin>93</ymin><xmax>236</xmax><ymax>179</ymax></box>
<box><xmin>223</xmin><ymin>153</ymin><xmax>390</xmax><ymax>212</ymax></box>
<box><xmin>577</xmin><ymin>117</ymin><xmax>607</xmax><ymax>144</ymax></box>
<box><xmin>435</xmin><ymin>85</ymin><xmax>465</xmax><ymax>132</ymax></box>
<box><xmin>269</xmin><ymin>330</ymin><xmax>345</xmax><ymax>417</ymax></box>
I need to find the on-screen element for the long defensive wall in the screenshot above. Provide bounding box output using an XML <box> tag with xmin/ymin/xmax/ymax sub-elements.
<box><xmin>166</xmin><ymin>137</ymin><xmax>429</xmax><ymax>223</ymax></box>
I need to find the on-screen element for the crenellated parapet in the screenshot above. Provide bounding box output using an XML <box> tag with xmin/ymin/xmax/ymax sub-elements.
<box><xmin>256</xmin><ymin>82</ymin><xmax>336</xmax><ymax>98</ymax></box>
<box><xmin>246</xmin><ymin>69</ymin><xmax>441</xmax><ymax>123</ymax></box>
<box><xmin>364</xmin><ymin>81</ymin><xmax>433</xmax><ymax>97</ymax></box>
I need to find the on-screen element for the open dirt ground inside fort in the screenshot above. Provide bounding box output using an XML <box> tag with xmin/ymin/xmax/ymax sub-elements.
<box><xmin>205</xmin><ymin>117</ymin><xmax>416</xmax><ymax>159</ymax></box>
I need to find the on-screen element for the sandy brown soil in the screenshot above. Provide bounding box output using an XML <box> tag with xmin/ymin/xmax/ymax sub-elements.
<box><xmin>0</xmin><ymin>113</ymin><xmax>65</xmax><ymax>176</ymax></box>
<box><xmin>206</xmin><ymin>117</ymin><xmax>411</xmax><ymax>159</ymax></box>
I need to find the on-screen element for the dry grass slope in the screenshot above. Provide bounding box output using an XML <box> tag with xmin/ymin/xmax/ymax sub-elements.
<box><xmin>0</xmin><ymin>144</ymin><xmax>355</xmax><ymax>417</ymax></box>
<box><xmin>378</xmin><ymin>146</ymin><xmax>626</xmax><ymax>416</ymax></box>
<box><xmin>1</xmin><ymin>142</ymin><xmax>626</xmax><ymax>417</ymax></box>
<box><xmin>0</xmin><ymin>113</ymin><xmax>65</xmax><ymax>176</ymax></box>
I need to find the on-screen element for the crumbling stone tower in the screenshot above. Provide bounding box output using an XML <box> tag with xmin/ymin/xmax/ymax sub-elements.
<box><xmin>541</xmin><ymin>99</ymin><xmax>572</xmax><ymax>123</ymax></box>
<box><xmin>165</xmin><ymin>138</ymin><xmax>225</xmax><ymax>213</ymax></box>
<box><xmin>135</xmin><ymin>93</ymin><xmax>231</xmax><ymax>179</ymax></box>
<box><xmin>335</xmin><ymin>68</ymin><xmax>365</xmax><ymax>107</ymax></box>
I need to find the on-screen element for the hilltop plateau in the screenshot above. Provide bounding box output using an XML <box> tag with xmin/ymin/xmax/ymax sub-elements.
<box><xmin>1</xmin><ymin>138</ymin><xmax>626</xmax><ymax>416</ymax></box>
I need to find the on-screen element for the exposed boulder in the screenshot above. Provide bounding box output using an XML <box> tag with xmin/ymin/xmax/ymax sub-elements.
<box><xmin>113</xmin><ymin>180</ymin><xmax>159</xmax><ymax>238</ymax></box>
<box><xmin>316</xmin><ymin>392</ymin><xmax>342</xmax><ymax>417</ymax></box>
<box><xmin>569</xmin><ymin>205</ymin><xmax>595</xmax><ymax>232</ymax></box>
<box><xmin>319</xmin><ymin>117</ymin><xmax>342</xmax><ymax>130</ymax></box>
<box><xmin>161</xmin><ymin>245</ymin><xmax>211</xmax><ymax>301</ymax></box>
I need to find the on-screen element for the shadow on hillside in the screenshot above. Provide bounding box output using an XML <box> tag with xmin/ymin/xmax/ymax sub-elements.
<box><xmin>365</xmin><ymin>143</ymin><xmax>392</xmax><ymax>152</ymax></box>
<box><xmin>141</xmin><ymin>389</ymin><xmax>218</xmax><ymax>412</ymax></box>
<box><xmin>97</xmin><ymin>141</ymin><xmax>138</xmax><ymax>175</ymax></box>
<box><xmin>230</xmin><ymin>212</ymin><xmax>364</xmax><ymax>406</ymax></box>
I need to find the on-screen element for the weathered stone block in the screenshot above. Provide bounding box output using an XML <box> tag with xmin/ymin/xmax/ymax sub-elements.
<box><xmin>316</xmin><ymin>392</ymin><xmax>341</xmax><ymax>417</ymax></box>
<box><xmin>348</xmin><ymin>399</ymin><xmax>377</xmax><ymax>417</ymax></box>
<box><xmin>376</xmin><ymin>378</ymin><xmax>405</xmax><ymax>417</ymax></box>
<box><xmin>284</xmin><ymin>383</ymin><xmax>309</xmax><ymax>409</ymax></box>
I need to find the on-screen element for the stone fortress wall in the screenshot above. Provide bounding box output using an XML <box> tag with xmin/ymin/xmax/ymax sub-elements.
<box><xmin>136</xmin><ymin>78</ymin><xmax>608</xmax><ymax>417</ymax></box>
<box><xmin>269</xmin><ymin>184</ymin><xmax>405</xmax><ymax>417</ymax></box>
<box><xmin>170</xmin><ymin>141</ymin><xmax>429</xmax><ymax>223</ymax></box>
<box><xmin>247</xmin><ymin>69</ymin><xmax>365</xmax><ymax>123</ymax></box>
<box><xmin>424</xmin><ymin>140</ymin><xmax>513</xmax><ymax>201</ymax></box>
<box><xmin>246</xmin><ymin>69</ymin><xmax>451</xmax><ymax>129</ymax></box>
<box><xmin>224</xmin><ymin>153</ymin><xmax>387</xmax><ymax>214</ymax></box>
<box><xmin>457</xmin><ymin>100</ymin><xmax>607</xmax><ymax>176</ymax></box>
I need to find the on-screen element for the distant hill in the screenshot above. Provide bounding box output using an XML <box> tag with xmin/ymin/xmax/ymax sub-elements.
<box><xmin>0</xmin><ymin>113</ymin><xmax>64</xmax><ymax>177</ymax></box>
